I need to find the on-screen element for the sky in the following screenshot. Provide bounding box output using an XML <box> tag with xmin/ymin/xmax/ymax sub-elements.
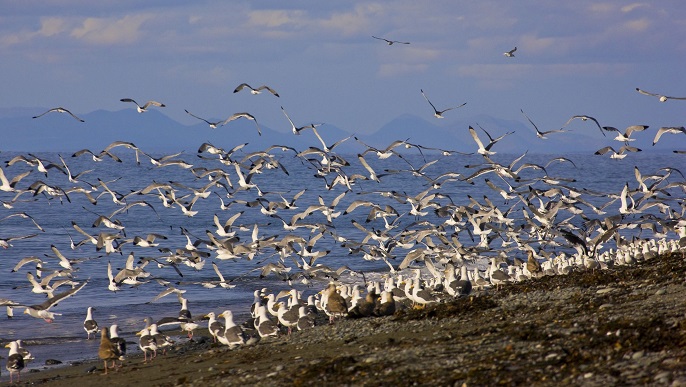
<box><xmin>1</xmin><ymin>1</ymin><xmax>686</xmax><ymax>140</ymax></box>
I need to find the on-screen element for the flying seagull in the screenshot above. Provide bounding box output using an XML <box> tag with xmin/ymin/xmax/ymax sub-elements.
<box><xmin>503</xmin><ymin>47</ymin><xmax>517</xmax><ymax>57</ymax></box>
<box><xmin>520</xmin><ymin>109</ymin><xmax>566</xmax><ymax>139</ymax></box>
<box><xmin>184</xmin><ymin>109</ymin><xmax>225</xmax><ymax>129</ymax></box>
<box><xmin>233</xmin><ymin>83</ymin><xmax>280</xmax><ymax>97</ymax></box>
<box><xmin>372</xmin><ymin>36</ymin><xmax>410</xmax><ymax>45</ymax></box>
<box><xmin>120</xmin><ymin>98</ymin><xmax>166</xmax><ymax>113</ymax></box>
<box><xmin>32</xmin><ymin>107</ymin><xmax>84</xmax><ymax>122</ymax></box>
<box><xmin>421</xmin><ymin>89</ymin><xmax>466</xmax><ymax>118</ymax></box>
<box><xmin>224</xmin><ymin>112</ymin><xmax>261</xmax><ymax>136</ymax></box>
<box><xmin>594</xmin><ymin>145</ymin><xmax>641</xmax><ymax>159</ymax></box>
<box><xmin>23</xmin><ymin>280</ymin><xmax>89</xmax><ymax>322</ymax></box>
<box><xmin>562</xmin><ymin>114</ymin><xmax>606</xmax><ymax>137</ymax></box>
<box><xmin>652</xmin><ymin>126</ymin><xmax>686</xmax><ymax>146</ymax></box>
<box><xmin>280</xmin><ymin>106</ymin><xmax>322</xmax><ymax>135</ymax></box>
<box><xmin>635</xmin><ymin>88</ymin><xmax>686</xmax><ymax>102</ymax></box>
<box><xmin>601</xmin><ymin>125</ymin><xmax>649</xmax><ymax>144</ymax></box>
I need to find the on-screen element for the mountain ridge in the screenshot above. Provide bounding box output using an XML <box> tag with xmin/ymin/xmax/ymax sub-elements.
<box><xmin>0</xmin><ymin>107</ymin><xmax>680</xmax><ymax>154</ymax></box>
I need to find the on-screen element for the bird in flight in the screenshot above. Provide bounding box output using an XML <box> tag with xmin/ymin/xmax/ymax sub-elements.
<box><xmin>520</xmin><ymin>109</ymin><xmax>566</xmax><ymax>139</ymax></box>
<box><xmin>120</xmin><ymin>98</ymin><xmax>166</xmax><ymax>113</ymax></box>
<box><xmin>601</xmin><ymin>125</ymin><xmax>649</xmax><ymax>144</ymax></box>
<box><xmin>233</xmin><ymin>83</ymin><xmax>280</xmax><ymax>97</ymax></box>
<box><xmin>280</xmin><ymin>106</ymin><xmax>322</xmax><ymax>135</ymax></box>
<box><xmin>562</xmin><ymin>114</ymin><xmax>607</xmax><ymax>137</ymax></box>
<box><xmin>372</xmin><ymin>36</ymin><xmax>410</xmax><ymax>45</ymax></box>
<box><xmin>420</xmin><ymin>89</ymin><xmax>466</xmax><ymax>118</ymax></box>
<box><xmin>32</xmin><ymin>107</ymin><xmax>84</xmax><ymax>122</ymax></box>
<box><xmin>184</xmin><ymin>109</ymin><xmax>226</xmax><ymax>129</ymax></box>
<box><xmin>503</xmin><ymin>47</ymin><xmax>517</xmax><ymax>57</ymax></box>
<box><xmin>652</xmin><ymin>126</ymin><xmax>686</xmax><ymax>146</ymax></box>
<box><xmin>224</xmin><ymin>112</ymin><xmax>261</xmax><ymax>136</ymax></box>
<box><xmin>594</xmin><ymin>145</ymin><xmax>641</xmax><ymax>159</ymax></box>
<box><xmin>635</xmin><ymin>88</ymin><xmax>686</xmax><ymax>102</ymax></box>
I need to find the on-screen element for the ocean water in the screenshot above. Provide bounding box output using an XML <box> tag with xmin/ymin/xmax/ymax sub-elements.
<box><xmin>0</xmin><ymin>140</ymin><xmax>683</xmax><ymax>377</ymax></box>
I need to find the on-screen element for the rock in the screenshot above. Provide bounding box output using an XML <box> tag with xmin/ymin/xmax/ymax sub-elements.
<box><xmin>45</xmin><ymin>359</ymin><xmax>62</xmax><ymax>365</ymax></box>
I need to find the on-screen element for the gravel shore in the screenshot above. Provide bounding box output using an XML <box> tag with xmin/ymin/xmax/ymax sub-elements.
<box><xmin>14</xmin><ymin>251</ymin><xmax>686</xmax><ymax>386</ymax></box>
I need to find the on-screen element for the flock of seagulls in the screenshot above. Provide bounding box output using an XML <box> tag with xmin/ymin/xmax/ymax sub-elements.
<box><xmin>5</xmin><ymin>39</ymin><xmax>686</xmax><ymax>378</ymax></box>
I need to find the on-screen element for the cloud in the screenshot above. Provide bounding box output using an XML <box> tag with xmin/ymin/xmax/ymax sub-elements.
<box><xmin>38</xmin><ymin>17</ymin><xmax>69</xmax><ymax>37</ymax></box>
<box><xmin>457</xmin><ymin>62</ymin><xmax>631</xmax><ymax>80</ymax></box>
<box><xmin>0</xmin><ymin>17</ymin><xmax>69</xmax><ymax>47</ymax></box>
<box><xmin>246</xmin><ymin>9</ymin><xmax>306</xmax><ymax>29</ymax></box>
<box><xmin>621</xmin><ymin>3</ymin><xmax>649</xmax><ymax>13</ymax></box>
<box><xmin>70</xmin><ymin>14</ymin><xmax>149</xmax><ymax>45</ymax></box>
<box><xmin>318</xmin><ymin>3</ymin><xmax>384</xmax><ymax>36</ymax></box>
<box><xmin>621</xmin><ymin>18</ymin><xmax>650</xmax><ymax>32</ymax></box>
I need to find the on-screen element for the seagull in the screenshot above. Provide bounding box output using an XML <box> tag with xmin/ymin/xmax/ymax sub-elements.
<box><xmin>468</xmin><ymin>126</ymin><xmax>509</xmax><ymax>156</ymax></box>
<box><xmin>602</xmin><ymin>125</ymin><xmax>649</xmax><ymax>144</ymax></box>
<box><xmin>23</xmin><ymin>280</ymin><xmax>88</xmax><ymax>322</ymax></box>
<box><xmin>0</xmin><ymin>234</ymin><xmax>38</xmax><ymax>249</ymax></box>
<box><xmin>372</xmin><ymin>35</ymin><xmax>410</xmax><ymax>45</ymax></box>
<box><xmin>594</xmin><ymin>145</ymin><xmax>642</xmax><ymax>159</ymax></box>
<box><xmin>224</xmin><ymin>112</ymin><xmax>261</xmax><ymax>136</ymax></box>
<box><xmin>635</xmin><ymin>87</ymin><xmax>686</xmax><ymax>102</ymax></box>
<box><xmin>84</xmin><ymin>306</ymin><xmax>99</xmax><ymax>339</ymax></box>
<box><xmin>421</xmin><ymin>89</ymin><xmax>466</xmax><ymax>118</ymax></box>
<box><xmin>280</xmin><ymin>106</ymin><xmax>322</xmax><ymax>134</ymax></box>
<box><xmin>98</xmin><ymin>327</ymin><xmax>118</xmax><ymax>375</ymax></box>
<box><xmin>520</xmin><ymin>109</ymin><xmax>566</xmax><ymax>139</ymax></box>
<box><xmin>233</xmin><ymin>83</ymin><xmax>280</xmax><ymax>97</ymax></box>
<box><xmin>5</xmin><ymin>341</ymin><xmax>25</xmax><ymax>383</ymax></box>
<box><xmin>503</xmin><ymin>46</ymin><xmax>517</xmax><ymax>57</ymax></box>
<box><xmin>562</xmin><ymin>114</ymin><xmax>606</xmax><ymax>136</ymax></box>
<box><xmin>32</xmin><ymin>107</ymin><xmax>84</xmax><ymax>122</ymax></box>
<box><xmin>184</xmin><ymin>109</ymin><xmax>225</xmax><ymax>129</ymax></box>
<box><xmin>120</xmin><ymin>98</ymin><xmax>165</xmax><ymax>113</ymax></box>
<box><xmin>652</xmin><ymin>126</ymin><xmax>686</xmax><ymax>146</ymax></box>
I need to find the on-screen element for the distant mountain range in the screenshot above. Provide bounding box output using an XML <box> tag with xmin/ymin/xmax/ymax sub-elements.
<box><xmin>0</xmin><ymin>107</ymin><xmax>680</xmax><ymax>154</ymax></box>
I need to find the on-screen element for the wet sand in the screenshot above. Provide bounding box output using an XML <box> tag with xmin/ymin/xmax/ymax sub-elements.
<box><xmin>12</xmin><ymin>252</ymin><xmax>686</xmax><ymax>386</ymax></box>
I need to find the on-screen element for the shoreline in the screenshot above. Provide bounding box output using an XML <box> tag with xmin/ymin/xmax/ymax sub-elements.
<box><xmin>11</xmin><ymin>251</ymin><xmax>686</xmax><ymax>386</ymax></box>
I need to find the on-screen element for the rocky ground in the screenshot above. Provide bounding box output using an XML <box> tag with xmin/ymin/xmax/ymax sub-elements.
<box><xmin>14</xmin><ymin>251</ymin><xmax>686</xmax><ymax>386</ymax></box>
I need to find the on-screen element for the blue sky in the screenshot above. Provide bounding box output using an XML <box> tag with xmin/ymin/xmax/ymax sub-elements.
<box><xmin>2</xmin><ymin>1</ymin><xmax>685</xmax><ymax>139</ymax></box>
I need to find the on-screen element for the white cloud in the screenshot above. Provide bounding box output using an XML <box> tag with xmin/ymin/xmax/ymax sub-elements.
<box><xmin>457</xmin><ymin>62</ymin><xmax>631</xmax><ymax>81</ymax></box>
<box><xmin>621</xmin><ymin>18</ymin><xmax>650</xmax><ymax>32</ymax></box>
<box><xmin>70</xmin><ymin>14</ymin><xmax>149</xmax><ymax>45</ymax></box>
<box><xmin>247</xmin><ymin>9</ymin><xmax>307</xmax><ymax>29</ymax></box>
<box><xmin>318</xmin><ymin>3</ymin><xmax>384</xmax><ymax>36</ymax></box>
<box><xmin>38</xmin><ymin>17</ymin><xmax>68</xmax><ymax>37</ymax></box>
<box><xmin>0</xmin><ymin>17</ymin><xmax>69</xmax><ymax>47</ymax></box>
<box><xmin>621</xmin><ymin>3</ymin><xmax>649</xmax><ymax>13</ymax></box>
